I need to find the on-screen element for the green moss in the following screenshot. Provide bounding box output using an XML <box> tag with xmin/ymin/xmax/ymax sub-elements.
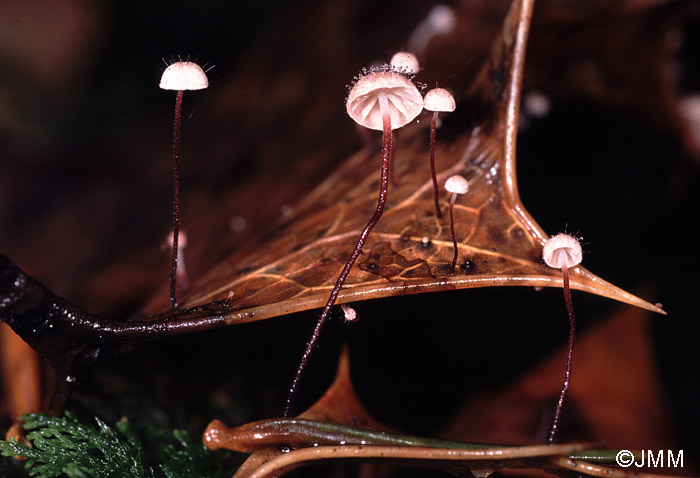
<box><xmin>0</xmin><ymin>412</ymin><xmax>233</xmax><ymax>478</ymax></box>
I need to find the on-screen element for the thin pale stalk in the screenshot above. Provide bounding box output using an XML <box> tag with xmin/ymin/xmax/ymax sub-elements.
<box><xmin>243</xmin><ymin>443</ymin><xmax>592</xmax><ymax>478</ymax></box>
<box><xmin>170</xmin><ymin>90</ymin><xmax>183</xmax><ymax>309</ymax></box>
<box><xmin>548</xmin><ymin>264</ymin><xmax>575</xmax><ymax>444</ymax></box>
<box><xmin>283</xmin><ymin>92</ymin><xmax>393</xmax><ymax>418</ymax></box>
<box><xmin>429</xmin><ymin>111</ymin><xmax>442</xmax><ymax>218</ymax></box>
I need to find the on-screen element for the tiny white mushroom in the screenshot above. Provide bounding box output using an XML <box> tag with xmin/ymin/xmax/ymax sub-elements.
<box><xmin>159</xmin><ymin>61</ymin><xmax>209</xmax><ymax>91</ymax></box>
<box><xmin>444</xmin><ymin>175</ymin><xmax>469</xmax><ymax>274</ymax></box>
<box><xmin>346</xmin><ymin>68</ymin><xmax>424</xmax><ymax>131</ymax></box>
<box><xmin>424</xmin><ymin>88</ymin><xmax>456</xmax><ymax>218</ymax></box>
<box><xmin>424</xmin><ymin>87</ymin><xmax>457</xmax><ymax>113</ymax></box>
<box><xmin>340</xmin><ymin>304</ymin><xmax>358</xmax><ymax>323</ymax></box>
<box><xmin>542</xmin><ymin>233</ymin><xmax>583</xmax><ymax>444</ymax></box>
<box><xmin>543</xmin><ymin>233</ymin><xmax>583</xmax><ymax>270</ymax></box>
<box><xmin>444</xmin><ymin>174</ymin><xmax>468</xmax><ymax>195</ymax></box>
<box><xmin>390</xmin><ymin>51</ymin><xmax>420</xmax><ymax>75</ymax></box>
<box><xmin>159</xmin><ymin>61</ymin><xmax>209</xmax><ymax>308</ymax></box>
<box><xmin>285</xmin><ymin>66</ymin><xmax>423</xmax><ymax>418</ymax></box>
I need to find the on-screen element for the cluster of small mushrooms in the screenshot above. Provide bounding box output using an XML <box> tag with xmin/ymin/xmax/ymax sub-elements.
<box><xmin>157</xmin><ymin>49</ymin><xmax>583</xmax><ymax>444</ymax></box>
<box><xmin>292</xmin><ymin>49</ymin><xmax>585</xmax><ymax>444</ymax></box>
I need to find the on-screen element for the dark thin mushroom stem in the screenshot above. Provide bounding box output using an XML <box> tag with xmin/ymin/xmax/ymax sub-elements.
<box><xmin>448</xmin><ymin>192</ymin><xmax>459</xmax><ymax>274</ymax></box>
<box><xmin>548</xmin><ymin>263</ymin><xmax>576</xmax><ymax>444</ymax></box>
<box><xmin>284</xmin><ymin>96</ymin><xmax>393</xmax><ymax>418</ymax></box>
<box><xmin>390</xmin><ymin>130</ymin><xmax>399</xmax><ymax>188</ymax></box>
<box><xmin>429</xmin><ymin>111</ymin><xmax>442</xmax><ymax>218</ymax></box>
<box><xmin>170</xmin><ymin>90</ymin><xmax>183</xmax><ymax>309</ymax></box>
<box><xmin>424</xmin><ymin>88</ymin><xmax>455</xmax><ymax>218</ymax></box>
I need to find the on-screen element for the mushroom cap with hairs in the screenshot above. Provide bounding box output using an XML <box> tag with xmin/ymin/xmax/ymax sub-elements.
<box><xmin>445</xmin><ymin>175</ymin><xmax>469</xmax><ymax>195</ymax></box>
<box><xmin>390</xmin><ymin>51</ymin><xmax>420</xmax><ymax>74</ymax></box>
<box><xmin>543</xmin><ymin>233</ymin><xmax>583</xmax><ymax>269</ymax></box>
<box><xmin>346</xmin><ymin>69</ymin><xmax>423</xmax><ymax>131</ymax></box>
<box><xmin>345</xmin><ymin>69</ymin><xmax>423</xmax><ymax>131</ymax></box>
<box><xmin>424</xmin><ymin>87</ymin><xmax>456</xmax><ymax>113</ymax></box>
<box><xmin>160</xmin><ymin>61</ymin><xmax>209</xmax><ymax>91</ymax></box>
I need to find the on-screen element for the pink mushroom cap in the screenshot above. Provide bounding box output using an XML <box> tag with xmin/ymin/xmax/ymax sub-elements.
<box><xmin>160</xmin><ymin>61</ymin><xmax>209</xmax><ymax>91</ymax></box>
<box><xmin>424</xmin><ymin>87</ymin><xmax>456</xmax><ymax>113</ymax></box>
<box><xmin>543</xmin><ymin>233</ymin><xmax>583</xmax><ymax>269</ymax></box>
<box><xmin>444</xmin><ymin>175</ymin><xmax>469</xmax><ymax>195</ymax></box>
<box><xmin>346</xmin><ymin>69</ymin><xmax>423</xmax><ymax>131</ymax></box>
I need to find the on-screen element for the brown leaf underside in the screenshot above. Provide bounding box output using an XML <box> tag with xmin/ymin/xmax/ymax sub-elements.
<box><xmin>143</xmin><ymin>0</ymin><xmax>663</xmax><ymax>326</ymax></box>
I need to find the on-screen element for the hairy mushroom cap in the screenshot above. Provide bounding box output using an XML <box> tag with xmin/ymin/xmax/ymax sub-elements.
<box><xmin>390</xmin><ymin>51</ymin><xmax>420</xmax><ymax>74</ymax></box>
<box><xmin>444</xmin><ymin>175</ymin><xmax>469</xmax><ymax>195</ymax></box>
<box><xmin>160</xmin><ymin>61</ymin><xmax>209</xmax><ymax>91</ymax></box>
<box><xmin>424</xmin><ymin>87</ymin><xmax>456</xmax><ymax>113</ymax></box>
<box><xmin>543</xmin><ymin>233</ymin><xmax>583</xmax><ymax>270</ymax></box>
<box><xmin>346</xmin><ymin>68</ymin><xmax>423</xmax><ymax>131</ymax></box>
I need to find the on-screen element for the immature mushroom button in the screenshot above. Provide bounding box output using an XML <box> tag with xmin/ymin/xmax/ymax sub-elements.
<box><xmin>390</xmin><ymin>51</ymin><xmax>420</xmax><ymax>75</ymax></box>
<box><xmin>444</xmin><ymin>174</ymin><xmax>468</xmax><ymax>195</ymax></box>
<box><xmin>424</xmin><ymin>88</ymin><xmax>456</xmax><ymax>218</ymax></box>
<box><xmin>340</xmin><ymin>304</ymin><xmax>358</xmax><ymax>323</ymax></box>
<box><xmin>424</xmin><ymin>87</ymin><xmax>456</xmax><ymax>113</ymax></box>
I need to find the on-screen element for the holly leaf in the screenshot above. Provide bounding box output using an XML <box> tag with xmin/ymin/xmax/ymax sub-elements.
<box><xmin>141</xmin><ymin>0</ymin><xmax>662</xmax><ymax>327</ymax></box>
<box><xmin>0</xmin><ymin>0</ymin><xmax>666</xmax><ymax>408</ymax></box>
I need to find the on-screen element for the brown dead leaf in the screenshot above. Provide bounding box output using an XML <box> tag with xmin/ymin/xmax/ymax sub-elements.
<box><xmin>141</xmin><ymin>0</ymin><xmax>662</xmax><ymax>329</ymax></box>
